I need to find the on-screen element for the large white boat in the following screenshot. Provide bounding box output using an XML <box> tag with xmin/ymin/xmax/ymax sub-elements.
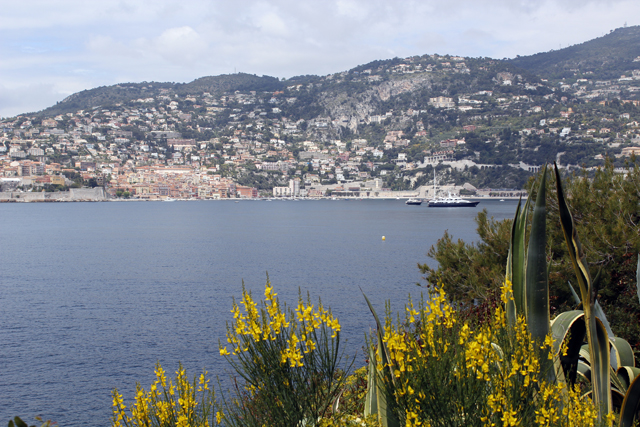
<box><xmin>428</xmin><ymin>170</ymin><xmax>479</xmax><ymax>207</ymax></box>
<box><xmin>405</xmin><ymin>198</ymin><xmax>423</xmax><ymax>205</ymax></box>
<box><xmin>428</xmin><ymin>193</ymin><xmax>479</xmax><ymax>207</ymax></box>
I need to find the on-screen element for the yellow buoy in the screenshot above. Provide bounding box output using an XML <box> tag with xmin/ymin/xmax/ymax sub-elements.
<box><xmin>382</xmin><ymin>236</ymin><xmax>386</xmax><ymax>241</ymax></box>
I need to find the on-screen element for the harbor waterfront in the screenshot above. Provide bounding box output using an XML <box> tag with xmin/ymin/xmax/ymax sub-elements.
<box><xmin>0</xmin><ymin>199</ymin><xmax>519</xmax><ymax>426</ymax></box>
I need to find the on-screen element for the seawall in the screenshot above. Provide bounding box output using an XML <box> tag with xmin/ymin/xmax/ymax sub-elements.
<box><xmin>0</xmin><ymin>188</ymin><xmax>106</xmax><ymax>202</ymax></box>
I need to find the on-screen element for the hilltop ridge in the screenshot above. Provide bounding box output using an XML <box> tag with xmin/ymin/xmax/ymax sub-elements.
<box><xmin>509</xmin><ymin>25</ymin><xmax>640</xmax><ymax>80</ymax></box>
<box><xmin>1</xmin><ymin>27</ymin><xmax>640</xmax><ymax>198</ymax></box>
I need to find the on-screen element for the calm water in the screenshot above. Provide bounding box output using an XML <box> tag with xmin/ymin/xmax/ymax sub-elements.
<box><xmin>0</xmin><ymin>198</ymin><xmax>518</xmax><ymax>426</ymax></box>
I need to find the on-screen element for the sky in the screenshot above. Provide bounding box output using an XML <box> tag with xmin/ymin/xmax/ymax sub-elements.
<box><xmin>1</xmin><ymin>0</ymin><xmax>638</xmax><ymax>118</ymax></box>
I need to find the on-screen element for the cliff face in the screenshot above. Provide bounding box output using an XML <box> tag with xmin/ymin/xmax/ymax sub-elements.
<box><xmin>318</xmin><ymin>75</ymin><xmax>433</xmax><ymax>133</ymax></box>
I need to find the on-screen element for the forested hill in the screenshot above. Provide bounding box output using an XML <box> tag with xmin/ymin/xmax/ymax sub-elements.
<box><xmin>44</xmin><ymin>74</ymin><xmax>285</xmax><ymax>117</ymax></box>
<box><xmin>509</xmin><ymin>25</ymin><xmax>640</xmax><ymax>80</ymax></box>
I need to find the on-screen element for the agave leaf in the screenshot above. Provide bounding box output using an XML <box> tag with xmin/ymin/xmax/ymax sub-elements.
<box><xmin>550</xmin><ymin>311</ymin><xmax>584</xmax><ymax>354</ymax></box>
<box><xmin>567</xmin><ymin>281</ymin><xmax>581</xmax><ymax>306</ymax></box>
<box><xmin>611</xmin><ymin>337</ymin><xmax>635</xmax><ymax>369</ymax></box>
<box><xmin>580</xmin><ymin>344</ymin><xmax>591</xmax><ymax>366</ymax></box>
<box><xmin>553</xmin><ymin>163</ymin><xmax>592</xmax><ymax>306</ymax></box>
<box><xmin>551</xmin><ymin>310</ymin><xmax>585</xmax><ymax>387</ymax></box>
<box><xmin>594</xmin><ymin>300</ymin><xmax>614</xmax><ymax>341</ymax></box>
<box><xmin>619</xmin><ymin>374</ymin><xmax>640</xmax><ymax>427</ymax></box>
<box><xmin>364</xmin><ymin>343</ymin><xmax>378</xmax><ymax>416</ymax></box>
<box><xmin>611</xmin><ymin>364</ymin><xmax>627</xmax><ymax>395</ymax></box>
<box><xmin>362</xmin><ymin>292</ymin><xmax>400</xmax><ymax>427</ymax></box>
<box><xmin>554</xmin><ymin>163</ymin><xmax>611</xmax><ymax>419</ymax></box>
<box><xmin>593</xmin><ymin>317</ymin><xmax>613</xmax><ymax>416</ymax></box>
<box><xmin>526</xmin><ymin>164</ymin><xmax>550</xmax><ymax>343</ymax></box>
<box><xmin>618</xmin><ymin>369</ymin><xmax>631</xmax><ymax>391</ymax></box>
<box><xmin>577</xmin><ymin>360</ymin><xmax>591</xmax><ymax>382</ymax></box>
<box><xmin>618</xmin><ymin>367</ymin><xmax>640</xmax><ymax>391</ymax></box>
<box><xmin>512</xmin><ymin>196</ymin><xmax>531</xmax><ymax>317</ymax></box>
<box><xmin>555</xmin><ymin>166</ymin><xmax>592</xmax><ymax>306</ymax></box>
<box><xmin>574</xmin><ymin>353</ymin><xmax>623</xmax><ymax>405</ymax></box>
<box><xmin>505</xmin><ymin>199</ymin><xmax>520</xmax><ymax>326</ymax></box>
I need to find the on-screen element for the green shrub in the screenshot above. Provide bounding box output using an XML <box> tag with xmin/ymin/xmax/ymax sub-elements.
<box><xmin>217</xmin><ymin>280</ymin><xmax>352</xmax><ymax>427</ymax></box>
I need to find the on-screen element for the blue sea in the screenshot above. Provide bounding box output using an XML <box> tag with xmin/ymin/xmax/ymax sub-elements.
<box><xmin>0</xmin><ymin>198</ymin><xmax>519</xmax><ymax>426</ymax></box>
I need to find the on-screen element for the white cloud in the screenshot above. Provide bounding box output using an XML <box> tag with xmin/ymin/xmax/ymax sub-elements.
<box><xmin>152</xmin><ymin>26</ymin><xmax>208</xmax><ymax>64</ymax></box>
<box><xmin>251</xmin><ymin>7</ymin><xmax>290</xmax><ymax>37</ymax></box>
<box><xmin>0</xmin><ymin>0</ymin><xmax>639</xmax><ymax>116</ymax></box>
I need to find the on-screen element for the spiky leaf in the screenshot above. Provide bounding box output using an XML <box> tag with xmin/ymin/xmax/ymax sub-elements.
<box><xmin>567</xmin><ymin>281</ymin><xmax>581</xmax><ymax>306</ymax></box>
<box><xmin>554</xmin><ymin>163</ymin><xmax>612</xmax><ymax>419</ymax></box>
<box><xmin>364</xmin><ymin>344</ymin><xmax>378</xmax><ymax>416</ymax></box>
<box><xmin>619</xmin><ymin>374</ymin><xmax>640</xmax><ymax>427</ymax></box>
<box><xmin>526</xmin><ymin>165</ymin><xmax>549</xmax><ymax>343</ymax></box>
<box><xmin>618</xmin><ymin>367</ymin><xmax>640</xmax><ymax>391</ymax></box>
<box><xmin>611</xmin><ymin>337</ymin><xmax>635</xmax><ymax>370</ymax></box>
<box><xmin>362</xmin><ymin>292</ymin><xmax>400</xmax><ymax>427</ymax></box>
<box><xmin>551</xmin><ymin>310</ymin><xmax>585</xmax><ymax>386</ymax></box>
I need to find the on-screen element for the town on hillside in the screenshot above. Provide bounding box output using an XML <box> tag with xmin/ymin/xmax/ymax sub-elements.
<box><xmin>1</xmin><ymin>50</ymin><xmax>640</xmax><ymax>201</ymax></box>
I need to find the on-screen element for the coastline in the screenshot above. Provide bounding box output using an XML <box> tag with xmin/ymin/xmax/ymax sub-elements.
<box><xmin>0</xmin><ymin>183</ymin><xmax>527</xmax><ymax>203</ymax></box>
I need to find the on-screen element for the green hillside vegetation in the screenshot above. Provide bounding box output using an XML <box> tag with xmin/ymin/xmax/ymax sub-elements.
<box><xmin>510</xmin><ymin>25</ymin><xmax>640</xmax><ymax>80</ymax></box>
<box><xmin>39</xmin><ymin>74</ymin><xmax>285</xmax><ymax>117</ymax></box>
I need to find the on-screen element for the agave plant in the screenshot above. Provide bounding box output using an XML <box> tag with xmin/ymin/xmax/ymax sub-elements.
<box><xmin>509</xmin><ymin>163</ymin><xmax>640</xmax><ymax>425</ymax></box>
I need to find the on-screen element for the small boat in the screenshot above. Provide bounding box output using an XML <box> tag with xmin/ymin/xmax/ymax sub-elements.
<box><xmin>163</xmin><ymin>197</ymin><xmax>176</xmax><ymax>202</ymax></box>
<box><xmin>405</xmin><ymin>198</ymin><xmax>422</xmax><ymax>206</ymax></box>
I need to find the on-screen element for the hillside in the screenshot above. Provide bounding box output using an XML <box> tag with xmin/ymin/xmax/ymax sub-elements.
<box><xmin>2</xmin><ymin>29</ymin><xmax>640</xmax><ymax>196</ymax></box>
<box><xmin>40</xmin><ymin>74</ymin><xmax>285</xmax><ymax>117</ymax></box>
<box><xmin>509</xmin><ymin>25</ymin><xmax>640</xmax><ymax>80</ymax></box>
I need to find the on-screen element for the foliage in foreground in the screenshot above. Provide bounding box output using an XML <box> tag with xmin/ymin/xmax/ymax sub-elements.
<box><xmin>420</xmin><ymin>159</ymin><xmax>640</xmax><ymax>348</ymax></box>
<box><xmin>111</xmin><ymin>362</ymin><xmax>220</xmax><ymax>427</ymax></box>
<box><xmin>217</xmin><ymin>281</ymin><xmax>351</xmax><ymax>427</ymax></box>
<box><xmin>365</xmin><ymin>285</ymin><xmax>609</xmax><ymax>427</ymax></box>
<box><xmin>109</xmin><ymin>278</ymin><xmax>613</xmax><ymax>427</ymax></box>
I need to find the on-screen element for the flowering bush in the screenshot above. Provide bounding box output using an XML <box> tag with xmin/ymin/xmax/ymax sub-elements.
<box><xmin>373</xmin><ymin>284</ymin><xmax>611</xmax><ymax>427</ymax></box>
<box><xmin>218</xmin><ymin>280</ymin><xmax>351</xmax><ymax>427</ymax></box>
<box><xmin>111</xmin><ymin>362</ymin><xmax>221</xmax><ymax>427</ymax></box>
